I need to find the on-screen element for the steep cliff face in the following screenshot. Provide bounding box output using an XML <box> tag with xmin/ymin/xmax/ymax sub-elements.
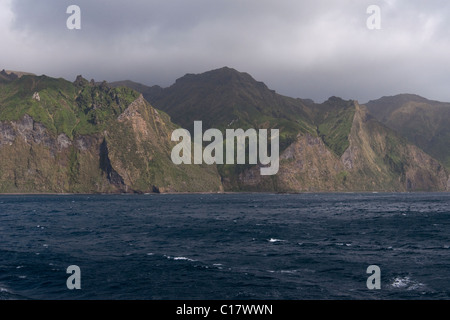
<box><xmin>0</xmin><ymin>114</ymin><xmax>110</xmax><ymax>193</ymax></box>
<box><xmin>340</xmin><ymin>103</ymin><xmax>448</xmax><ymax>191</ymax></box>
<box><xmin>124</xmin><ymin>67</ymin><xmax>448</xmax><ymax>192</ymax></box>
<box><xmin>105</xmin><ymin>95</ymin><xmax>223</xmax><ymax>193</ymax></box>
<box><xmin>365</xmin><ymin>94</ymin><xmax>450</xmax><ymax>171</ymax></box>
<box><xmin>236</xmin><ymin>102</ymin><xmax>449</xmax><ymax>192</ymax></box>
<box><xmin>1</xmin><ymin>70</ymin><xmax>448</xmax><ymax>193</ymax></box>
<box><xmin>235</xmin><ymin>133</ymin><xmax>346</xmax><ymax>192</ymax></box>
<box><xmin>0</xmin><ymin>77</ymin><xmax>223</xmax><ymax>193</ymax></box>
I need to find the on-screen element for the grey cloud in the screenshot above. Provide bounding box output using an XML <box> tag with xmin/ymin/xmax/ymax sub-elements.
<box><xmin>3</xmin><ymin>0</ymin><xmax>450</xmax><ymax>103</ymax></box>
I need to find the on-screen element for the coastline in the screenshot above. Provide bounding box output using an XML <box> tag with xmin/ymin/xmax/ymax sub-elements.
<box><xmin>0</xmin><ymin>190</ymin><xmax>448</xmax><ymax>196</ymax></box>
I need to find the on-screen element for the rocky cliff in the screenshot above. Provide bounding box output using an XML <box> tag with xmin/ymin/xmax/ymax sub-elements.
<box><xmin>1</xmin><ymin>69</ymin><xmax>448</xmax><ymax>193</ymax></box>
<box><xmin>0</xmin><ymin>75</ymin><xmax>222</xmax><ymax>193</ymax></box>
<box><xmin>365</xmin><ymin>94</ymin><xmax>450</xmax><ymax>171</ymax></box>
<box><xmin>235</xmin><ymin>102</ymin><xmax>449</xmax><ymax>192</ymax></box>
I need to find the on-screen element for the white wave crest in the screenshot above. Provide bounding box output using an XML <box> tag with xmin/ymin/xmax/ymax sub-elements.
<box><xmin>165</xmin><ymin>255</ymin><xmax>196</xmax><ymax>262</ymax></box>
<box><xmin>391</xmin><ymin>276</ymin><xmax>425</xmax><ymax>290</ymax></box>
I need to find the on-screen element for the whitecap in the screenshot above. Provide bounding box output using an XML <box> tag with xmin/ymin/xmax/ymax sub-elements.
<box><xmin>268</xmin><ymin>238</ymin><xmax>285</xmax><ymax>243</ymax></box>
<box><xmin>267</xmin><ymin>269</ymin><xmax>301</xmax><ymax>274</ymax></box>
<box><xmin>391</xmin><ymin>276</ymin><xmax>425</xmax><ymax>290</ymax></box>
<box><xmin>173</xmin><ymin>256</ymin><xmax>195</xmax><ymax>261</ymax></box>
<box><xmin>165</xmin><ymin>255</ymin><xmax>195</xmax><ymax>262</ymax></box>
<box><xmin>280</xmin><ymin>270</ymin><xmax>298</xmax><ymax>274</ymax></box>
<box><xmin>391</xmin><ymin>277</ymin><xmax>408</xmax><ymax>288</ymax></box>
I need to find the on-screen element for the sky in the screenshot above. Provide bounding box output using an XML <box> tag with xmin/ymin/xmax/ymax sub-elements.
<box><xmin>1</xmin><ymin>0</ymin><xmax>450</xmax><ymax>103</ymax></box>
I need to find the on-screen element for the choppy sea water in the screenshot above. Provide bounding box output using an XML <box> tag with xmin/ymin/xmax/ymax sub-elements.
<box><xmin>0</xmin><ymin>193</ymin><xmax>449</xmax><ymax>300</ymax></box>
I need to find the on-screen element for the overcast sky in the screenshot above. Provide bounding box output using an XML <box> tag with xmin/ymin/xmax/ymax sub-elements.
<box><xmin>1</xmin><ymin>0</ymin><xmax>450</xmax><ymax>103</ymax></box>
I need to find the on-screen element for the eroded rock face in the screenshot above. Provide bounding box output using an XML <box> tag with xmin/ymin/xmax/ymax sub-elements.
<box><xmin>117</xmin><ymin>94</ymin><xmax>146</xmax><ymax>121</ymax></box>
<box><xmin>32</xmin><ymin>92</ymin><xmax>40</xmax><ymax>101</ymax></box>
<box><xmin>0</xmin><ymin>96</ymin><xmax>223</xmax><ymax>194</ymax></box>
<box><xmin>74</xmin><ymin>135</ymin><xmax>97</xmax><ymax>152</ymax></box>
<box><xmin>236</xmin><ymin>102</ymin><xmax>449</xmax><ymax>192</ymax></box>
<box><xmin>0</xmin><ymin>114</ymin><xmax>109</xmax><ymax>193</ymax></box>
<box><xmin>0</xmin><ymin>96</ymin><xmax>447</xmax><ymax>193</ymax></box>
<box><xmin>1</xmin><ymin>115</ymin><xmax>54</xmax><ymax>151</ymax></box>
<box><xmin>341</xmin><ymin>146</ymin><xmax>356</xmax><ymax>170</ymax></box>
<box><xmin>0</xmin><ymin>123</ymin><xmax>15</xmax><ymax>146</ymax></box>
<box><xmin>110</xmin><ymin>95</ymin><xmax>223</xmax><ymax>193</ymax></box>
<box><xmin>236</xmin><ymin>133</ymin><xmax>346</xmax><ymax>192</ymax></box>
<box><xmin>57</xmin><ymin>134</ymin><xmax>72</xmax><ymax>150</ymax></box>
<box><xmin>402</xmin><ymin>145</ymin><xmax>449</xmax><ymax>192</ymax></box>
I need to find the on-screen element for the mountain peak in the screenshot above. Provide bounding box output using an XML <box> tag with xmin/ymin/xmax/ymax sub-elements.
<box><xmin>0</xmin><ymin>69</ymin><xmax>18</xmax><ymax>81</ymax></box>
<box><xmin>0</xmin><ymin>69</ymin><xmax>36</xmax><ymax>81</ymax></box>
<box><xmin>73</xmin><ymin>75</ymin><xmax>90</xmax><ymax>87</ymax></box>
<box><xmin>174</xmin><ymin>66</ymin><xmax>266</xmax><ymax>89</ymax></box>
<box><xmin>324</xmin><ymin>96</ymin><xmax>349</xmax><ymax>105</ymax></box>
<box><xmin>366</xmin><ymin>93</ymin><xmax>430</xmax><ymax>106</ymax></box>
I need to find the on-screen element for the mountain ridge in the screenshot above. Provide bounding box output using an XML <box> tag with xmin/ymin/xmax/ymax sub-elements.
<box><xmin>110</xmin><ymin>67</ymin><xmax>448</xmax><ymax>192</ymax></box>
<box><xmin>365</xmin><ymin>93</ymin><xmax>450</xmax><ymax>171</ymax></box>
<box><xmin>1</xmin><ymin>67</ymin><xmax>449</xmax><ymax>193</ymax></box>
<box><xmin>0</xmin><ymin>72</ymin><xmax>223</xmax><ymax>193</ymax></box>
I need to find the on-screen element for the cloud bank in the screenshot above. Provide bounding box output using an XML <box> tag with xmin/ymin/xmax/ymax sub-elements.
<box><xmin>1</xmin><ymin>0</ymin><xmax>450</xmax><ymax>103</ymax></box>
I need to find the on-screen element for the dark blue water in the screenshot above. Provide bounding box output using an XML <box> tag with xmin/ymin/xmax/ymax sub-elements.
<box><xmin>0</xmin><ymin>193</ymin><xmax>449</xmax><ymax>300</ymax></box>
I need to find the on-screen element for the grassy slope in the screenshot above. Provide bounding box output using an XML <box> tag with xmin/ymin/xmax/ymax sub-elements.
<box><xmin>311</xmin><ymin>97</ymin><xmax>355</xmax><ymax>157</ymax></box>
<box><xmin>147</xmin><ymin>68</ymin><xmax>316</xmax><ymax>146</ymax></box>
<box><xmin>0</xmin><ymin>75</ymin><xmax>223</xmax><ymax>193</ymax></box>
<box><xmin>6</xmin><ymin>70</ymin><xmax>441</xmax><ymax>193</ymax></box>
<box><xmin>365</xmin><ymin>94</ymin><xmax>450</xmax><ymax>170</ymax></box>
<box><xmin>112</xmin><ymin>68</ymin><xmax>372</xmax><ymax>191</ymax></box>
<box><xmin>344</xmin><ymin>103</ymin><xmax>447</xmax><ymax>191</ymax></box>
<box><xmin>0</xmin><ymin>75</ymin><xmax>139</xmax><ymax>138</ymax></box>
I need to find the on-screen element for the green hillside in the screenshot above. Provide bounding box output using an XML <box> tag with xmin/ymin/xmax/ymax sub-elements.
<box><xmin>311</xmin><ymin>96</ymin><xmax>355</xmax><ymax>157</ymax></box>
<box><xmin>116</xmin><ymin>68</ymin><xmax>359</xmax><ymax>157</ymax></box>
<box><xmin>118</xmin><ymin>68</ymin><xmax>447</xmax><ymax>192</ymax></box>
<box><xmin>0</xmin><ymin>75</ymin><xmax>139</xmax><ymax>138</ymax></box>
<box><xmin>141</xmin><ymin>67</ymin><xmax>317</xmax><ymax>149</ymax></box>
<box><xmin>0</xmin><ymin>73</ymin><xmax>222</xmax><ymax>193</ymax></box>
<box><xmin>1</xmin><ymin>68</ymin><xmax>447</xmax><ymax>193</ymax></box>
<box><xmin>365</xmin><ymin>94</ymin><xmax>450</xmax><ymax>170</ymax></box>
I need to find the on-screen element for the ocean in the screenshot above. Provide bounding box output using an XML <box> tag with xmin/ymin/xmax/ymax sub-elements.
<box><xmin>0</xmin><ymin>193</ymin><xmax>449</xmax><ymax>300</ymax></box>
